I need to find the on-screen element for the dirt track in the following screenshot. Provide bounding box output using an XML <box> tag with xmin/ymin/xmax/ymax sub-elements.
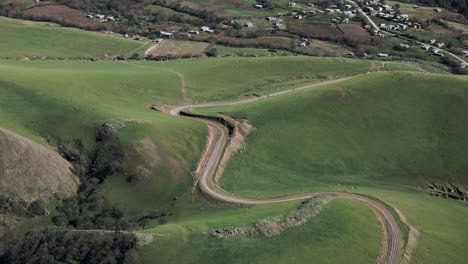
<box><xmin>169</xmin><ymin>77</ymin><xmax>405</xmax><ymax>264</ymax></box>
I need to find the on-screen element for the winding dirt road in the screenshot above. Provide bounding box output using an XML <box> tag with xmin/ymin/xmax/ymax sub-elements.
<box><xmin>169</xmin><ymin>77</ymin><xmax>404</xmax><ymax>264</ymax></box>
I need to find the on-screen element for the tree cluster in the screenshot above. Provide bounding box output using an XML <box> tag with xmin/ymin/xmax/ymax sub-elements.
<box><xmin>0</xmin><ymin>230</ymin><xmax>138</xmax><ymax>264</ymax></box>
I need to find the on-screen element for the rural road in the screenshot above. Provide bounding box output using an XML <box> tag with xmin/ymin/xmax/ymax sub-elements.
<box><xmin>168</xmin><ymin>77</ymin><xmax>404</xmax><ymax>264</ymax></box>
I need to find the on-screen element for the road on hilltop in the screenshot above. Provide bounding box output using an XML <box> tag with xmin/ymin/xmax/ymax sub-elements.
<box><xmin>169</xmin><ymin>77</ymin><xmax>405</xmax><ymax>264</ymax></box>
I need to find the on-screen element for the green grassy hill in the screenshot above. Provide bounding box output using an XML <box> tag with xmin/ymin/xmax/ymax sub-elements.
<box><xmin>1</xmin><ymin>55</ymin><xmax>464</xmax><ymax>263</ymax></box>
<box><xmin>0</xmin><ymin>57</ymin><xmax>377</xmax><ymax>214</ymax></box>
<box><xmin>139</xmin><ymin>199</ymin><xmax>381</xmax><ymax>264</ymax></box>
<box><xmin>199</xmin><ymin>72</ymin><xmax>468</xmax><ymax>193</ymax></box>
<box><xmin>196</xmin><ymin>71</ymin><xmax>468</xmax><ymax>263</ymax></box>
<box><xmin>0</xmin><ymin>17</ymin><xmax>144</xmax><ymax>59</ymax></box>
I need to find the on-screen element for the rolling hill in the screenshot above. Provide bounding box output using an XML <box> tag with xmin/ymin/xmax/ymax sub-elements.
<box><xmin>195</xmin><ymin>71</ymin><xmax>468</xmax><ymax>263</ymax></box>
<box><xmin>0</xmin><ymin>16</ymin><xmax>144</xmax><ymax>59</ymax></box>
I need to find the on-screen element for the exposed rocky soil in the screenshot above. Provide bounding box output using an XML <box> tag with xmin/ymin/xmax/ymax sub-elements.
<box><xmin>425</xmin><ymin>182</ymin><xmax>468</xmax><ymax>202</ymax></box>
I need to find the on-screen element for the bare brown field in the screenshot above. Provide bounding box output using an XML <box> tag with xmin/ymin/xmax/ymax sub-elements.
<box><xmin>23</xmin><ymin>4</ymin><xmax>96</xmax><ymax>27</ymax></box>
<box><xmin>339</xmin><ymin>24</ymin><xmax>373</xmax><ymax>44</ymax></box>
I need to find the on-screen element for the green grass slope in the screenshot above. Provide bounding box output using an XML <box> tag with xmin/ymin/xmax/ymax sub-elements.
<box><xmin>139</xmin><ymin>199</ymin><xmax>381</xmax><ymax>264</ymax></box>
<box><xmin>0</xmin><ymin>17</ymin><xmax>143</xmax><ymax>59</ymax></box>
<box><xmin>0</xmin><ymin>60</ymin><xmax>206</xmax><ymax>214</ymax></box>
<box><xmin>199</xmin><ymin>72</ymin><xmax>468</xmax><ymax>194</ymax></box>
<box><xmin>0</xmin><ymin>56</ymin><xmax>377</xmax><ymax>214</ymax></box>
<box><xmin>196</xmin><ymin>71</ymin><xmax>468</xmax><ymax>263</ymax></box>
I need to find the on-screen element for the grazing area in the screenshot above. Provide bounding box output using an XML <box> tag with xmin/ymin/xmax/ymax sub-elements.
<box><xmin>145</xmin><ymin>40</ymin><xmax>209</xmax><ymax>58</ymax></box>
<box><xmin>139</xmin><ymin>199</ymin><xmax>382</xmax><ymax>264</ymax></box>
<box><xmin>0</xmin><ymin>2</ymin><xmax>467</xmax><ymax>261</ymax></box>
<box><xmin>0</xmin><ymin>16</ymin><xmax>143</xmax><ymax>59</ymax></box>
<box><xmin>196</xmin><ymin>71</ymin><xmax>468</xmax><ymax>263</ymax></box>
<box><xmin>200</xmin><ymin>72</ymin><xmax>468</xmax><ymax>192</ymax></box>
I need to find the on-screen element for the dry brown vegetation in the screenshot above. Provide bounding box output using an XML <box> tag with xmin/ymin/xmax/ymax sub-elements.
<box><xmin>0</xmin><ymin>128</ymin><xmax>79</xmax><ymax>202</ymax></box>
<box><xmin>23</xmin><ymin>4</ymin><xmax>94</xmax><ymax>25</ymax></box>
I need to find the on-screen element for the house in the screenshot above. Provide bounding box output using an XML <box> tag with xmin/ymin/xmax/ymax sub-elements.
<box><xmin>421</xmin><ymin>45</ymin><xmax>431</xmax><ymax>51</ymax></box>
<box><xmin>95</xmin><ymin>14</ymin><xmax>105</xmax><ymax>19</ymax></box>
<box><xmin>344</xmin><ymin>4</ymin><xmax>352</xmax><ymax>9</ymax></box>
<box><xmin>266</xmin><ymin>16</ymin><xmax>277</xmax><ymax>22</ymax></box>
<box><xmin>383</xmin><ymin>4</ymin><xmax>393</xmax><ymax>11</ymax></box>
<box><xmin>106</xmin><ymin>16</ymin><xmax>115</xmax><ymax>21</ymax></box>
<box><xmin>124</xmin><ymin>33</ymin><xmax>129</xmax><ymax>38</ymax></box>
<box><xmin>246</xmin><ymin>22</ymin><xmax>253</xmax><ymax>28</ymax></box>
<box><xmin>343</xmin><ymin>18</ymin><xmax>349</xmax><ymax>23</ymax></box>
<box><xmin>201</xmin><ymin>26</ymin><xmax>214</xmax><ymax>33</ymax></box>
<box><xmin>99</xmin><ymin>19</ymin><xmax>108</xmax><ymax>23</ymax></box>
<box><xmin>379</xmin><ymin>23</ymin><xmax>387</xmax><ymax>29</ymax></box>
<box><xmin>462</xmin><ymin>50</ymin><xmax>468</xmax><ymax>57</ymax></box>
<box><xmin>434</xmin><ymin>8</ymin><xmax>442</xmax><ymax>12</ymax></box>
<box><xmin>378</xmin><ymin>33</ymin><xmax>385</xmax><ymax>38</ymax></box>
<box><xmin>308</xmin><ymin>3</ymin><xmax>315</xmax><ymax>7</ymax></box>
<box><xmin>433</xmin><ymin>50</ymin><xmax>444</xmax><ymax>57</ymax></box>
<box><xmin>294</xmin><ymin>15</ymin><xmax>304</xmax><ymax>19</ymax></box>
<box><xmin>160</xmin><ymin>31</ymin><xmax>174</xmax><ymax>38</ymax></box>
<box><xmin>429</xmin><ymin>39</ymin><xmax>437</xmax><ymax>44</ymax></box>
<box><xmin>364</xmin><ymin>24</ymin><xmax>371</xmax><ymax>30</ymax></box>
<box><xmin>298</xmin><ymin>42</ymin><xmax>307</xmax><ymax>47</ymax></box>
<box><xmin>399</xmin><ymin>43</ymin><xmax>410</xmax><ymax>49</ymax></box>
<box><xmin>288</xmin><ymin>2</ymin><xmax>296</xmax><ymax>7</ymax></box>
<box><xmin>377</xmin><ymin>53</ymin><xmax>389</xmax><ymax>57</ymax></box>
<box><xmin>398</xmin><ymin>23</ymin><xmax>408</xmax><ymax>30</ymax></box>
<box><xmin>189</xmin><ymin>30</ymin><xmax>200</xmax><ymax>35</ymax></box>
<box><xmin>86</xmin><ymin>14</ymin><xmax>94</xmax><ymax>19</ymax></box>
<box><xmin>437</xmin><ymin>42</ymin><xmax>445</xmax><ymax>48</ymax></box>
<box><xmin>254</xmin><ymin>4</ymin><xmax>263</xmax><ymax>9</ymax></box>
<box><xmin>153</xmin><ymin>38</ymin><xmax>164</xmax><ymax>43</ymax></box>
<box><xmin>343</xmin><ymin>11</ymin><xmax>356</xmax><ymax>17</ymax></box>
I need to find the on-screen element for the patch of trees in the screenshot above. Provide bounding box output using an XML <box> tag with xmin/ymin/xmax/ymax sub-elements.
<box><xmin>51</xmin><ymin>123</ymin><xmax>170</xmax><ymax>230</ymax></box>
<box><xmin>0</xmin><ymin>195</ymin><xmax>47</xmax><ymax>217</ymax></box>
<box><xmin>0</xmin><ymin>230</ymin><xmax>138</xmax><ymax>264</ymax></box>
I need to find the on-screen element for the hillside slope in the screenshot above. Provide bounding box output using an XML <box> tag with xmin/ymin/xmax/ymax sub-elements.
<box><xmin>0</xmin><ymin>16</ymin><xmax>143</xmax><ymax>59</ymax></box>
<box><xmin>0</xmin><ymin>128</ymin><xmax>78</xmax><ymax>202</ymax></box>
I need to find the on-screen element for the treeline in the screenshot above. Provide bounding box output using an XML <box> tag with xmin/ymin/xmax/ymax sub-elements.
<box><xmin>0</xmin><ymin>230</ymin><xmax>138</xmax><ymax>264</ymax></box>
<box><xmin>0</xmin><ymin>195</ymin><xmax>47</xmax><ymax>217</ymax></box>
<box><xmin>401</xmin><ymin>0</ymin><xmax>468</xmax><ymax>17</ymax></box>
<box><xmin>50</xmin><ymin>123</ymin><xmax>169</xmax><ymax>231</ymax></box>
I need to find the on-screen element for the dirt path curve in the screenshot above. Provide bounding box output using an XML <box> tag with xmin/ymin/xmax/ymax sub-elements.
<box><xmin>168</xmin><ymin>77</ymin><xmax>405</xmax><ymax>264</ymax></box>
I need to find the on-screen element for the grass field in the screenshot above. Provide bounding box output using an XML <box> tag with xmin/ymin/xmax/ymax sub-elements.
<box><xmin>145</xmin><ymin>40</ymin><xmax>209</xmax><ymax>57</ymax></box>
<box><xmin>0</xmin><ymin>54</ymin><xmax>464</xmax><ymax>263</ymax></box>
<box><xmin>0</xmin><ymin>56</ymin><xmax>379</xmax><ymax>214</ymax></box>
<box><xmin>0</xmin><ymin>16</ymin><xmax>144</xmax><ymax>59</ymax></box>
<box><xmin>139</xmin><ymin>198</ymin><xmax>382</xmax><ymax>264</ymax></box>
<box><xmin>195</xmin><ymin>71</ymin><xmax>468</xmax><ymax>263</ymax></box>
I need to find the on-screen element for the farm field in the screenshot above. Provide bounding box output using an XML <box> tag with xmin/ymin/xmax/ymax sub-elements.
<box><xmin>195</xmin><ymin>71</ymin><xmax>468</xmax><ymax>263</ymax></box>
<box><xmin>0</xmin><ymin>16</ymin><xmax>144</xmax><ymax>59</ymax></box>
<box><xmin>144</xmin><ymin>40</ymin><xmax>209</xmax><ymax>57</ymax></box>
